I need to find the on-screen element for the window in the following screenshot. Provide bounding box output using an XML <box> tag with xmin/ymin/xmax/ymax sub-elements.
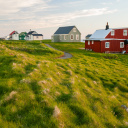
<box><xmin>36</xmin><ymin>36</ymin><xmax>38</xmax><ymax>38</ymax></box>
<box><xmin>60</xmin><ymin>35</ymin><xmax>62</xmax><ymax>40</ymax></box>
<box><xmin>123</xmin><ymin>30</ymin><xmax>127</xmax><ymax>36</ymax></box>
<box><xmin>64</xmin><ymin>35</ymin><xmax>66</xmax><ymax>40</ymax></box>
<box><xmin>120</xmin><ymin>42</ymin><xmax>124</xmax><ymax>48</ymax></box>
<box><xmin>92</xmin><ymin>41</ymin><xmax>94</xmax><ymax>44</ymax></box>
<box><xmin>88</xmin><ymin>41</ymin><xmax>90</xmax><ymax>45</ymax></box>
<box><xmin>105</xmin><ymin>42</ymin><xmax>110</xmax><ymax>48</ymax></box>
<box><xmin>73</xmin><ymin>28</ymin><xmax>76</xmax><ymax>32</ymax></box>
<box><xmin>70</xmin><ymin>34</ymin><xmax>74</xmax><ymax>40</ymax></box>
<box><xmin>76</xmin><ymin>35</ymin><xmax>79</xmax><ymax>40</ymax></box>
<box><xmin>111</xmin><ymin>30</ymin><xmax>115</xmax><ymax>36</ymax></box>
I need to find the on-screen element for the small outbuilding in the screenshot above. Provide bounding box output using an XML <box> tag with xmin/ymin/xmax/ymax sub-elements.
<box><xmin>52</xmin><ymin>26</ymin><xmax>81</xmax><ymax>42</ymax></box>
<box><xmin>85</xmin><ymin>23</ymin><xmax>128</xmax><ymax>53</ymax></box>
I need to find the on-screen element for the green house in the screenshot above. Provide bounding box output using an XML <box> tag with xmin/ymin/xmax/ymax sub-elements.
<box><xmin>19</xmin><ymin>32</ymin><xmax>27</xmax><ymax>40</ymax></box>
<box><xmin>51</xmin><ymin>26</ymin><xmax>81</xmax><ymax>42</ymax></box>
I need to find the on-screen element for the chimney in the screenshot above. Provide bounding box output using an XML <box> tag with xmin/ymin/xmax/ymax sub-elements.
<box><xmin>106</xmin><ymin>22</ymin><xmax>109</xmax><ymax>30</ymax></box>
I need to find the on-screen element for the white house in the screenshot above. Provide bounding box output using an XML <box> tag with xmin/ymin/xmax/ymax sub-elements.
<box><xmin>26</xmin><ymin>30</ymin><xmax>43</xmax><ymax>41</ymax></box>
<box><xmin>9</xmin><ymin>31</ymin><xmax>19</xmax><ymax>40</ymax></box>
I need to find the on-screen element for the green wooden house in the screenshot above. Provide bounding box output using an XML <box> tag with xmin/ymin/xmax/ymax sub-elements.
<box><xmin>51</xmin><ymin>26</ymin><xmax>81</xmax><ymax>42</ymax></box>
<box><xmin>19</xmin><ymin>32</ymin><xmax>27</xmax><ymax>40</ymax></box>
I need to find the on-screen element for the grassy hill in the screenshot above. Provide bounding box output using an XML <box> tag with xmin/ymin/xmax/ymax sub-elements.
<box><xmin>0</xmin><ymin>40</ymin><xmax>128</xmax><ymax>128</ymax></box>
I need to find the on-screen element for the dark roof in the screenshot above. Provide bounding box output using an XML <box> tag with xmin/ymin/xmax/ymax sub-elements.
<box><xmin>28</xmin><ymin>31</ymin><xmax>35</xmax><ymax>34</ymax></box>
<box><xmin>54</xmin><ymin>26</ymin><xmax>75</xmax><ymax>34</ymax></box>
<box><xmin>86</xmin><ymin>34</ymin><xmax>92</xmax><ymax>38</ymax></box>
<box><xmin>32</xmin><ymin>34</ymin><xmax>43</xmax><ymax>36</ymax></box>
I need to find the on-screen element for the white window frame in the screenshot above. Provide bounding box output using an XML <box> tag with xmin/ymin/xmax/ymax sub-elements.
<box><xmin>76</xmin><ymin>34</ymin><xmax>79</xmax><ymax>40</ymax></box>
<box><xmin>73</xmin><ymin>28</ymin><xmax>76</xmax><ymax>32</ymax></box>
<box><xmin>92</xmin><ymin>41</ymin><xmax>94</xmax><ymax>44</ymax></box>
<box><xmin>70</xmin><ymin>34</ymin><xmax>74</xmax><ymax>40</ymax></box>
<box><xmin>111</xmin><ymin>30</ymin><xmax>115</xmax><ymax>36</ymax></box>
<box><xmin>60</xmin><ymin>35</ymin><xmax>62</xmax><ymax>40</ymax></box>
<box><xmin>88</xmin><ymin>41</ymin><xmax>90</xmax><ymax>45</ymax></box>
<box><xmin>105</xmin><ymin>42</ymin><xmax>110</xmax><ymax>48</ymax></box>
<box><xmin>64</xmin><ymin>35</ymin><xmax>66</xmax><ymax>40</ymax></box>
<box><xmin>123</xmin><ymin>30</ymin><xmax>127</xmax><ymax>36</ymax></box>
<box><xmin>120</xmin><ymin>42</ymin><xmax>124</xmax><ymax>48</ymax></box>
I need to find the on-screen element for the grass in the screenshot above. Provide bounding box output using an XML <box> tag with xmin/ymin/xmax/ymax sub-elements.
<box><xmin>0</xmin><ymin>40</ymin><xmax>128</xmax><ymax>128</ymax></box>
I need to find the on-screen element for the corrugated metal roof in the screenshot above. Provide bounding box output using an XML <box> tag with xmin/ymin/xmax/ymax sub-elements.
<box><xmin>54</xmin><ymin>26</ymin><xmax>75</xmax><ymax>34</ymax></box>
<box><xmin>90</xmin><ymin>29</ymin><xmax>112</xmax><ymax>39</ymax></box>
<box><xmin>85</xmin><ymin>38</ymin><xmax>126</xmax><ymax>41</ymax></box>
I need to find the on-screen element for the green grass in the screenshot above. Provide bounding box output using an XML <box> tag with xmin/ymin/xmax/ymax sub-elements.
<box><xmin>0</xmin><ymin>40</ymin><xmax>128</xmax><ymax>128</ymax></box>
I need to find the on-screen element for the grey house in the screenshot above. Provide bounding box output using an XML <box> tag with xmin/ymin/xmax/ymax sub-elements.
<box><xmin>52</xmin><ymin>26</ymin><xmax>81</xmax><ymax>42</ymax></box>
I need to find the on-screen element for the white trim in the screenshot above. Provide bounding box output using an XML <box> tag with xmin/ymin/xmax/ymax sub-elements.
<box><xmin>111</xmin><ymin>30</ymin><xmax>115</xmax><ymax>36</ymax></box>
<box><xmin>120</xmin><ymin>42</ymin><xmax>124</xmax><ymax>48</ymax></box>
<box><xmin>73</xmin><ymin>28</ymin><xmax>76</xmax><ymax>32</ymax></box>
<box><xmin>60</xmin><ymin>35</ymin><xmax>62</xmax><ymax>40</ymax></box>
<box><xmin>92</xmin><ymin>41</ymin><xmax>94</xmax><ymax>44</ymax></box>
<box><xmin>88</xmin><ymin>41</ymin><xmax>90</xmax><ymax>45</ymax></box>
<box><xmin>76</xmin><ymin>34</ymin><xmax>79</xmax><ymax>40</ymax></box>
<box><xmin>123</xmin><ymin>30</ymin><xmax>127</xmax><ymax>36</ymax></box>
<box><xmin>70</xmin><ymin>34</ymin><xmax>74</xmax><ymax>40</ymax></box>
<box><xmin>105</xmin><ymin>42</ymin><xmax>110</xmax><ymax>48</ymax></box>
<box><xmin>64</xmin><ymin>35</ymin><xmax>66</xmax><ymax>40</ymax></box>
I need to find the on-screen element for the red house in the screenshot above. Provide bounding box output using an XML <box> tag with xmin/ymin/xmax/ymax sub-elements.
<box><xmin>85</xmin><ymin>23</ymin><xmax>128</xmax><ymax>53</ymax></box>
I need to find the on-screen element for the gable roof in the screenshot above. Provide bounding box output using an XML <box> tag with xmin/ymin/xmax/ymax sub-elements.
<box><xmin>27</xmin><ymin>31</ymin><xmax>36</xmax><ymax>35</ymax></box>
<box><xmin>9</xmin><ymin>31</ymin><xmax>18</xmax><ymax>35</ymax></box>
<box><xmin>54</xmin><ymin>26</ymin><xmax>75</xmax><ymax>34</ymax></box>
<box><xmin>90</xmin><ymin>29</ymin><xmax>112</xmax><ymax>39</ymax></box>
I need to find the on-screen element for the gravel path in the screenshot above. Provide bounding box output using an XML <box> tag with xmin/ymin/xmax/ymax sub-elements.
<box><xmin>45</xmin><ymin>44</ymin><xmax>72</xmax><ymax>59</ymax></box>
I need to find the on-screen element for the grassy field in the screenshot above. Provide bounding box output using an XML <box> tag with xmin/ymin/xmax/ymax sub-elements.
<box><xmin>0</xmin><ymin>40</ymin><xmax>128</xmax><ymax>128</ymax></box>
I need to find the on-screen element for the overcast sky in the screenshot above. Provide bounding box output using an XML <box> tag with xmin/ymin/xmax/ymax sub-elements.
<box><xmin>0</xmin><ymin>0</ymin><xmax>128</xmax><ymax>39</ymax></box>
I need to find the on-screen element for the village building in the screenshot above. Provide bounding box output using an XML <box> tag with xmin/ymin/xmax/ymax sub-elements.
<box><xmin>85</xmin><ymin>23</ymin><xmax>128</xmax><ymax>53</ymax></box>
<box><xmin>19</xmin><ymin>32</ymin><xmax>27</xmax><ymax>40</ymax></box>
<box><xmin>52</xmin><ymin>26</ymin><xmax>81</xmax><ymax>42</ymax></box>
<box><xmin>26</xmin><ymin>30</ymin><xmax>43</xmax><ymax>41</ymax></box>
<box><xmin>9</xmin><ymin>31</ymin><xmax>19</xmax><ymax>40</ymax></box>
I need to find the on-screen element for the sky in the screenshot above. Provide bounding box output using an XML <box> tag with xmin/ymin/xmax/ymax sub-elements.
<box><xmin>0</xmin><ymin>0</ymin><xmax>128</xmax><ymax>39</ymax></box>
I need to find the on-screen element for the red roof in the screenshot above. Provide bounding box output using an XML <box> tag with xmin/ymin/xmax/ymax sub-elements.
<box><xmin>9</xmin><ymin>31</ymin><xmax>16</xmax><ymax>35</ymax></box>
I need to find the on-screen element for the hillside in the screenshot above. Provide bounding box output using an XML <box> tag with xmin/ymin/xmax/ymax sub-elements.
<box><xmin>0</xmin><ymin>40</ymin><xmax>128</xmax><ymax>128</ymax></box>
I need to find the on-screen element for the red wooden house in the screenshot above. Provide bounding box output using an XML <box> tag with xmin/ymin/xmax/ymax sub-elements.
<box><xmin>85</xmin><ymin>23</ymin><xmax>128</xmax><ymax>53</ymax></box>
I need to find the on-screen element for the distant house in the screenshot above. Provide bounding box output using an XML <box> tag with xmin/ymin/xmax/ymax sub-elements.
<box><xmin>5</xmin><ymin>35</ymin><xmax>10</xmax><ymax>40</ymax></box>
<box><xmin>9</xmin><ymin>31</ymin><xmax>19</xmax><ymax>40</ymax></box>
<box><xmin>19</xmin><ymin>32</ymin><xmax>27</xmax><ymax>40</ymax></box>
<box><xmin>26</xmin><ymin>30</ymin><xmax>43</xmax><ymax>41</ymax></box>
<box><xmin>85</xmin><ymin>22</ymin><xmax>128</xmax><ymax>53</ymax></box>
<box><xmin>52</xmin><ymin>26</ymin><xmax>81</xmax><ymax>42</ymax></box>
<box><xmin>86</xmin><ymin>34</ymin><xmax>92</xmax><ymax>39</ymax></box>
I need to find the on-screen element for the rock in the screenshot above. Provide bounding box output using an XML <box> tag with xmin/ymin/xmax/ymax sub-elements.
<box><xmin>6</xmin><ymin>91</ymin><xmax>17</xmax><ymax>101</ymax></box>
<box><xmin>53</xmin><ymin>106</ymin><xmax>61</xmax><ymax>118</ymax></box>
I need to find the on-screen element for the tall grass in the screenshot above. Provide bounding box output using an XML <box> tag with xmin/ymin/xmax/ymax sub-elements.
<box><xmin>0</xmin><ymin>40</ymin><xmax>128</xmax><ymax>127</ymax></box>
